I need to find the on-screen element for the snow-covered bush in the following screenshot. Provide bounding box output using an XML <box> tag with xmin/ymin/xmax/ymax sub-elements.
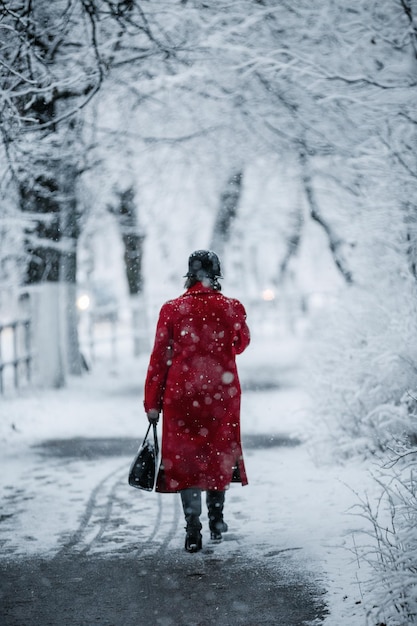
<box><xmin>304</xmin><ymin>240</ymin><xmax>417</xmax><ymax>623</ymax></box>
<box><xmin>304</xmin><ymin>271</ymin><xmax>417</xmax><ymax>459</ymax></box>
<box><xmin>353</xmin><ymin>451</ymin><xmax>417</xmax><ymax>626</ymax></box>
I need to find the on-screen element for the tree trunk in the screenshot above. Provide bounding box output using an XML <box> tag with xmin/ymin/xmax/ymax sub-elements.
<box><xmin>110</xmin><ymin>187</ymin><xmax>147</xmax><ymax>356</ymax></box>
<box><xmin>20</xmin><ymin>101</ymin><xmax>83</xmax><ymax>385</ymax></box>
<box><xmin>59</xmin><ymin>158</ymin><xmax>83</xmax><ymax>376</ymax></box>
<box><xmin>210</xmin><ymin>171</ymin><xmax>243</xmax><ymax>257</ymax></box>
<box><xmin>28</xmin><ymin>283</ymin><xmax>65</xmax><ymax>389</ymax></box>
<box><xmin>278</xmin><ymin>203</ymin><xmax>304</xmax><ymax>283</ymax></box>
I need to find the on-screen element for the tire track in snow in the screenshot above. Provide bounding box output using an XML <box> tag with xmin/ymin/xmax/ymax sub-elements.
<box><xmin>155</xmin><ymin>492</ymin><xmax>181</xmax><ymax>555</ymax></box>
<box><xmin>53</xmin><ymin>462</ymin><xmax>127</xmax><ymax>558</ymax></box>
<box><xmin>53</xmin><ymin>460</ymin><xmax>181</xmax><ymax>559</ymax></box>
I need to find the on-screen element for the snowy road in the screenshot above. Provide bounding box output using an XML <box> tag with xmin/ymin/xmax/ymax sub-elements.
<box><xmin>0</xmin><ymin>436</ymin><xmax>326</xmax><ymax>626</ymax></box>
<box><xmin>0</xmin><ymin>343</ymin><xmax>372</xmax><ymax>625</ymax></box>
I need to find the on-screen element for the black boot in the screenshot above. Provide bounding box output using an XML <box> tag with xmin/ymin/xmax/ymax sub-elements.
<box><xmin>181</xmin><ymin>488</ymin><xmax>203</xmax><ymax>553</ymax></box>
<box><xmin>184</xmin><ymin>525</ymin><xmax>203</xmax><ymax>553</ymax></box>
<box><xmin>206</xmin><ymin>490</ymin><xmax>228</xmax><ymax>542</ymax></box>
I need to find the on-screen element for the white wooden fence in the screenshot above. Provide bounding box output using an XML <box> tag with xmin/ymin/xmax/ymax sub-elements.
<box><xmin>0</xmin><ymin>318</ymin><xmax>32</xmax><ymax>394</ymax></box>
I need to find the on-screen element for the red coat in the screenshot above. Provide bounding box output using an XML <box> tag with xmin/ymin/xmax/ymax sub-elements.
<box><xmin>144</xmin><ymin>282</ymin><xmax>250</xmax><ymax>493</ymax></box>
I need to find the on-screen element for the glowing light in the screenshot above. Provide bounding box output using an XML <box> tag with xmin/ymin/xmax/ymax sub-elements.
<box><xmin>261</xmin><ymin>288</ymin><xmax>275</xmax><ymax>301</ymax></box>
<box><xmin>77</xmin><ymin>294</ymin><xmax>91</xmax><ymax>311</ymax></box>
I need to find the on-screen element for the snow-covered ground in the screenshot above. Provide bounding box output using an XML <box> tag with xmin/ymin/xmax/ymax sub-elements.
<box><xmin>0</xmin><ymin>333</ymin><xmax>376</xmax><ymax>625</ymax></box>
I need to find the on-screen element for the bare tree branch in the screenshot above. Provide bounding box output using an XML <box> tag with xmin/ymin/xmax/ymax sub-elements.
<box><xmin>299</xmin><ymin>148</ymin><xmax>353</xmax><ymax>284</ymax></box>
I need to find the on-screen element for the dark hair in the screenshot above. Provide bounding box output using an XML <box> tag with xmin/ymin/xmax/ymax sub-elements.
<box><xmin>184</xmin><ymin>275</ymin><xmax>222</xmax><ymax>291</ymax></box>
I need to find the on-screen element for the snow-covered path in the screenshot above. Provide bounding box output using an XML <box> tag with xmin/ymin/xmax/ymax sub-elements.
<box><xmin>0</xmin><ymin>340</ymin><xmax>374</xmax><ymax>625</ymax></box>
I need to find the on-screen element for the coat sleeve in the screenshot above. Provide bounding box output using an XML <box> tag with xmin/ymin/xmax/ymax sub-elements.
<box><xmin>144</xmin><ymin>303</ymin><xmax>173</xmax><ymax>413</ymax></box>
<box><xmin>231</xmin><ymin>300</ymin><xmax>250</xmax><ymax>355</ymax></box>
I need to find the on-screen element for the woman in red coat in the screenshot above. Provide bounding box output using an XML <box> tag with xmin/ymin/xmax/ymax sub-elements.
<box><xmin>144</xmin><ymin>250</ymin><xmax>250</xmax><ymax>552</ymax></box>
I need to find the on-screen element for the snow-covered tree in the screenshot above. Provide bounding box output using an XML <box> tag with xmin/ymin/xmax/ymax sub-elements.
<box><xmin>0</xmin><ymin>0</ymin><xmax>185</xmax><ymax>384</ymax></box>
<box><xmin>2</xmin><ymin>0</ymin><xmax>416</xmax><ymax>391</ymax></box>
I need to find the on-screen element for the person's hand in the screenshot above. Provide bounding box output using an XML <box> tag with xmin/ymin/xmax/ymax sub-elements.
<box><xmin>147</xmin><ymin>409</ymin><xmax>160</xmax><ymax>424</ymax></box>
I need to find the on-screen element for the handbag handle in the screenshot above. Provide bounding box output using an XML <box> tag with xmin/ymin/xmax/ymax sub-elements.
<box><xmin>142</xmin><ymin>422</ymin><xmax>151</xmax><ymax>443</ymax></box>
<box><xmin>143</xmin><ymin>422</ymin><xmax>159</xmax><ymax>457</ymax></box>
<box><xmin>152</xmin><ymin>422</ymin><xmax>159</xmax><ymax>457</ymax></box>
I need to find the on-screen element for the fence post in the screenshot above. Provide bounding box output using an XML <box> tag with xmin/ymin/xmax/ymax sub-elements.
<box><xmin>0</xmin><ymin>326</ymin><xmax>3</xmax><ymax>394</ymax></box>
<box><xmin>12</xmin><ymin>322</ymin><xmax>18</xmax><ymax>389</ymax></box>
<box><xmin>24</xmin><ymin>319</ymin><xmax>31</xmax><ymax>383</ymax></box>
<box><xmin>0</xmin><ymin>319</ymin><xmax>32</xmax><ymax>394</ymax></box>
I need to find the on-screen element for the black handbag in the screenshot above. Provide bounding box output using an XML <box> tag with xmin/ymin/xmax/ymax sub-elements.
<box><xmin>128</xmin><ymin>423</ymin><xmax>159</xmax><ymax>491</ymax></box>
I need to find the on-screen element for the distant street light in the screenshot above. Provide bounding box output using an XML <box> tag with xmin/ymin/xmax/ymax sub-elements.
<box><xmin>261</xmin><ymin>288</ymin><xmax>275</xmax><ymax>301</ymax></box>
<box><xmin>77</xmin><ymin>294</ymin><xmax>91</xmax><ymax>311</ymax></box>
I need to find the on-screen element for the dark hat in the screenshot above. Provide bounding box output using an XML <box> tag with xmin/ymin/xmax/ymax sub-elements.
<box><xmin>185</xmin><ymin>250</ymin><xmax>222</xmax><ymax>280</ymax></box>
